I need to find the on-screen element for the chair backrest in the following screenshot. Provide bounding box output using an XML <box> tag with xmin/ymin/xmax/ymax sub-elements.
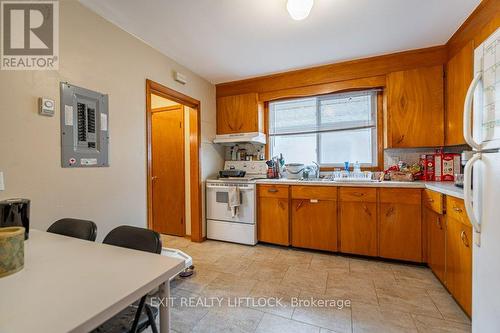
<box><xmin>102</xmin><ymin>226</ymin><xmax>162</xmax><ymax>254</ymax></box>
<box><xmin>47</xmin><ymin>218</ymin><xmax>97</xmax><ymax>241</ymax></box>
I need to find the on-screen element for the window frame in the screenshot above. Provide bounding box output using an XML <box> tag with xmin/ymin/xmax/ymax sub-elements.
<box><xmin>268</xmin><ymin>90</ymin><xmax>381</xmax><ymax>169</ymax></box>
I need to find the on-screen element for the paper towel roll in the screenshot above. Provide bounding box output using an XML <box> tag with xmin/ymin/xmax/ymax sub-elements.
<box><xmin>0</xmin><ymin>227</ymin><xmax>25</xmax><ymax>277</ymax></box>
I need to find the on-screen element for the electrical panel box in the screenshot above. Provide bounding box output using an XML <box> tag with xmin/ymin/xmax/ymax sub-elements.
<box><xmin>60</xmin><ymin>82</ymin><xmax>109</xmax><ymax>168</ymax></box>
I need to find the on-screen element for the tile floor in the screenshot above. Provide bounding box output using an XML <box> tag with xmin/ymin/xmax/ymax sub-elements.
<box><xmin>146</xmin><ymin>235</ymin><xmax>471</xmax><ymax>333</ymax></box>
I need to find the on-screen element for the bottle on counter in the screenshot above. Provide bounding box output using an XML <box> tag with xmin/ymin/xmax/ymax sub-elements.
<box><xmin>231</xmin><ymin>145</ymin><xmax>238</xmax><ymax>161</ymax></box>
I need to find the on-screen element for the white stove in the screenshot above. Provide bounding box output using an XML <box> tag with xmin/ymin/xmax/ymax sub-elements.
<box><xmin>206</xmin><ymin>161</ymin><xmax>267</xmax><ymax>245</ymax></box>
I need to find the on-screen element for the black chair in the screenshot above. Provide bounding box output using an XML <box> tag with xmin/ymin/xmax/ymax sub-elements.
<box><xmin>93</xmin><ymin>226</ymin><xmax>162</xmax><ymax>333</ymax></box>
<box><xmin>47</xmin><ymin>218</ymin><xmax>97</xmax><ymax>241</ymax></box>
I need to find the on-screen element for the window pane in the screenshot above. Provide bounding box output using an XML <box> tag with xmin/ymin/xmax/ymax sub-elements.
<box><xmin>319</xmin><ymin>93</ymin><xmax>373</xmax><ymax>130</ymax></box>
<box><xmin>270</xmin><ymin>98</ymin><xmax>316</xmax><ymax>134</ymax></box>
<box><xmin>320</xmin><ymin>128</ymin><xmax>374</xmax><ymax>165</ymax></box>
<box><xmin>271</xmin><ymin>134</ymin><xmax>317</xmax><ymax>164</ymax></box>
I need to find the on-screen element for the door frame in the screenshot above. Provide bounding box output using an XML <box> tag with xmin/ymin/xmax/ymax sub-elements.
<box><xmin>146</xmin><ymin>79</ymin><xmax>203</xmax><ymax>242</ymax></box>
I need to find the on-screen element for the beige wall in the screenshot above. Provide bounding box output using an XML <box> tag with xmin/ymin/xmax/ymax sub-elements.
<box><xmin>0</xmin><ymin>1</ymin><xmax>223</xmax><ymax>239</ymax></box>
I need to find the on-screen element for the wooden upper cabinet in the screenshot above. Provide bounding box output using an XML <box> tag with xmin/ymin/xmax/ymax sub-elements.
<box><xmin>379</xmin><ymin>188</ymin><xmax>423</xmax><ymax>262</ymax></box>
<box><xmin>386</xmin><ymin>65</ymin><xmax>444</xmax><ymax>148</ymax></box>
<box><xmin>216</xmin><ymin>93</ymin><xmax>263</xmax><ymax>134</ymax></box>
<box><xmin>445</xmin><ymin>41</ymin><xmax>474</xmax><ymax>146</ymax></box>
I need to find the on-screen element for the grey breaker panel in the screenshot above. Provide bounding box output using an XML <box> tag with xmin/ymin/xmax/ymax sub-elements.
<box><xmin>60</xmin><ymin>82</ymin><xmax>109</xmax><ymax>168</ymax></box>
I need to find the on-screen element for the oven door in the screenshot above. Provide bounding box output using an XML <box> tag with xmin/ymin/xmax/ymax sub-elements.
<box><xmin>206</xmin><ymin>183</ymin><xmax>255</xmax><ymax>224</ymax></box>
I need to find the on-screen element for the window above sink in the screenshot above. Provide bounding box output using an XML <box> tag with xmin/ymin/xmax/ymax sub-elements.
<box><xmin>268</xmin><ymin>89</ymin><xmax>380</xmax><ymax>168</ymax></box>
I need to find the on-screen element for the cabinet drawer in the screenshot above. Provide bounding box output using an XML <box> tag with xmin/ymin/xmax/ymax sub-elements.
<box><xmin>339</xmin><ymin>187</ymin><xmax>377</xmax><ymax>202</ymax></box>
<box><xmin>446</xmin><ymin>196</ymin><xmax>469</xmax><ymax>225</ymax></box>
<box><xmin>258</xmin><ymin>185</ymin><xmax>289</xmax><ymax>199</ymax></box>
<box><xmin>291</xmin><ymin>186</ymin><xmax>337</xmax><ymax>200</ymax></box>
<box><xmin>379</xmin><ymin>188</ymin><xmax>421</xmax><ymax>205</ymax></box>
<box><xmin>423</xmin><ymin>189</ymin><xmax>444</xmax><ymax>214</ymax></box>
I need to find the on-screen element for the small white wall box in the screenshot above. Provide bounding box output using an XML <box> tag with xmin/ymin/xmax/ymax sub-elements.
<box><xmin>174</xmin><ymin>71</ymin><xmax>187</xmax><ymax>84</ymax></box>
<box><xmin>0</xmin><ymin>172</ymin><xmax>4</xmax><ymax>191</ymax></box>
<box><xmin>60</xmin><ymin>82</ymin><xmax>109</xmax><ymax>168</ymax></box>
<box><xmin>39</xmin><ymin>98</ymin><xmax>55</xmax><ymax>116</ymax></box>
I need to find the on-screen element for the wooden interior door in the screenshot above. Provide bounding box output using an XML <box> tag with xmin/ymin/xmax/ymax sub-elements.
<box><xmin>151</xmin><ymin>106</ymin><xmax>185</xmax><ymax>236</ymax></box>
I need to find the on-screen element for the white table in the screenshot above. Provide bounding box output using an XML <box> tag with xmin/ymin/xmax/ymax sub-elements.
<box><xmin>0</xmin><ymin>230</ymin><xmax>184</xmax><ymax>333</ymax></box>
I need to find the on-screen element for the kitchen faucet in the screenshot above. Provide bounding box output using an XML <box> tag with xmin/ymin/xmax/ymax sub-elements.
<box><xmin>312</xmin><ymin>161</ymin><xmax>320</xmax><ymax>178</ymax></box>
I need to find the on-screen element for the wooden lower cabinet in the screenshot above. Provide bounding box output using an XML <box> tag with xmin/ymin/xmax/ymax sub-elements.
<box><xmin>291</xmin><ymin>199</ymin><xmax>337</xmax><ymax>251</ymax></box>
<box><xmin>445</xmin><ymin>197</ymin><xmax>472</xmax><ymax>317</ymax></box>
<box><xmin>257</xmin><ymin>185</ymin><xmax>289</xmax><ymax>246</ymax></box>
<box><xmin>291</xmin><ymin>186</ymin><xmax>337</xmax><ymax>251</ymax></box>
<box><xmin>339</xmin><ymin>188</ymin><xmax>377</xmax><ymax>256</ymax></box>
<box><xmin>379</xmin><ymin>188</ymin><xmax>423</xmax><ymax>262</ymax></box>
<box><xmin>425</xmin><ymin>207</ymin><xmax>446</xmax><ymax>283</ymax></box>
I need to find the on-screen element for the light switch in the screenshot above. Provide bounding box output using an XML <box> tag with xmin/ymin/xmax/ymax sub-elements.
<box><xmin>0</xmin><ymin>172</ymin><xmax>4</xmax><ymax>191</ymax></box>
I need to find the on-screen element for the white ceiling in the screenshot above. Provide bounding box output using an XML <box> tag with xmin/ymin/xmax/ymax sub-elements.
<box><xmin>80</xmin><ymin>0</ymin><xmax>481</xmax><ymax>84</ymax></box>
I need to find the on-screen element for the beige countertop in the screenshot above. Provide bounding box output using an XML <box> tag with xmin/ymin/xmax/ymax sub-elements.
<box><xmin>255</xmin><ymin>179</ymin><xmax>464</xmax><ymax>199</ymax></box>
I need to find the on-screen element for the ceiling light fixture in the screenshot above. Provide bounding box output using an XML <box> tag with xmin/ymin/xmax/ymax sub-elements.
<box><xmin>287</xmin><ymin>0</ymin><xmax>314</xmax><ymax>21</ymax></box>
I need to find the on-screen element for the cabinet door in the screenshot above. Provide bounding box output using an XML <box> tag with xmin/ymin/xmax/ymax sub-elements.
<box><xmin>291</xmin><ymin>199</ymin><xmax>337</xmax><ymax>251</ymax></box>
<box><xmin>216</xmin><ymin>93</ymin><xmax>262</xmax><ymax>134</ymax></box>
<box><xmin>258</xmin><ymin>197</ymin><xmax>289</xmax><ymax>246</ymax></box>
<box><xmin>445</xmin><ymin>41</ymin><xmax>474</xmax><ymax>146</ymax></box>
<box><xmin>386</xmin><ymin>65</ymin><xmax>444</xmax><ymax>148</ymax></box>
<box><xmin>446</xmin><ymin>217</ymin><xmax>472</xmax><ymax>316</ymax></box>
<box><xmin>379</xmin><ymin>189</ymin><xmax>422</xmax><ymax>262</ymax></box>
<box><xmin>425</xmin><ymin>207</ymin><xmax>445</xmax><ymax>283</ymax></box>
<box><xmin>340</xmin><ymin>202</ymin><xmax>377</xmax><ymax>256</ymax></box>
<box><xmin>339</xmin><ymin>188</ymin><xmax>377</xmax><ymax>256</ymax></box>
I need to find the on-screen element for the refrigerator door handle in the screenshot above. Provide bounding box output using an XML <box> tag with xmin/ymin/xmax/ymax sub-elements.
<box><xmin>463</xmin><ymin>72</ymin><xmax>483</xmax><ymax>151</ymax></box>
<box><xmin>464</xmin><ymin>153</ymin><xmax>481</xmax><ymax>237</ymax></box>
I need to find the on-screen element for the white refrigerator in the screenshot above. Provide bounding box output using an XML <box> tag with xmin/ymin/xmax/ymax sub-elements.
<box><xmin>463</xmin><ymin>27</ymin><xmax>500</xmax><ymax>333</ymax></box>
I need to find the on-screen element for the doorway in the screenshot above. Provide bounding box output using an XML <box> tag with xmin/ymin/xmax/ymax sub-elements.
<box><xmin>146</xmin><ymin>79</ymin><xmax>203</xmax><ymax>242</ymax></box>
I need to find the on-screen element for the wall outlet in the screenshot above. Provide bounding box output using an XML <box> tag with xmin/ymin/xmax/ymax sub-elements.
<box><xmin>0</xmin><ymin>171</ymin><xmax>4</xmax><ymax>191</ymax></box>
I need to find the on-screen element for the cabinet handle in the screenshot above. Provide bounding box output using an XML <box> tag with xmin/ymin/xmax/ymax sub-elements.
<box><xmin>396</xmin><ymin>134</ymin><xmax>405</xmax><ymax>144</ymax></box>
<box><xmin>386</xmin><ymin>207</ymin><xmax>395</xmax><ymax>217</ymax></box>
<box><xmin>309</xmin><ymin>199</ymin><xmax>319</xmax><ymax>204</ymax></box>
<box><xmin>296</xmin><ymin>200</ymin><xmax>304</xmax><ymax>210</ymax></box>
<box><xmin>351</xmin><ymin>192</ymin><xmax>364</xmax><ymax>197</ymax></box>
<box><xmin>461</xmin><ymin>230</ymin><xmax>470</xmax><ymax>247</ymax></box>
<box><xmin>363</xmin><ymin>205</ymin><xmax>372</xmax><ymax>217</ymax></box>
<box><xmin>453</xmin><ymin>206</ymin><xmax>463</xmax><ymax>213</ymax></box>
<box><xmin>436</xmin><ymin>217</ymin><xmax>442</xmax><ymax>230</ymax></box>
<box><xmin>427</xmin><ymin>198</ymin><xmax>434</xmax><ymax>203</ymax></box>
<box><xmin>278</xmin><ymin>201</ymin><xmax>285</xmax><ymax>209</ymax></box>
<box><xmin>268</xmin><ymin>188</ymin><xmax>278</xmax><ymax>193</ymax></box>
